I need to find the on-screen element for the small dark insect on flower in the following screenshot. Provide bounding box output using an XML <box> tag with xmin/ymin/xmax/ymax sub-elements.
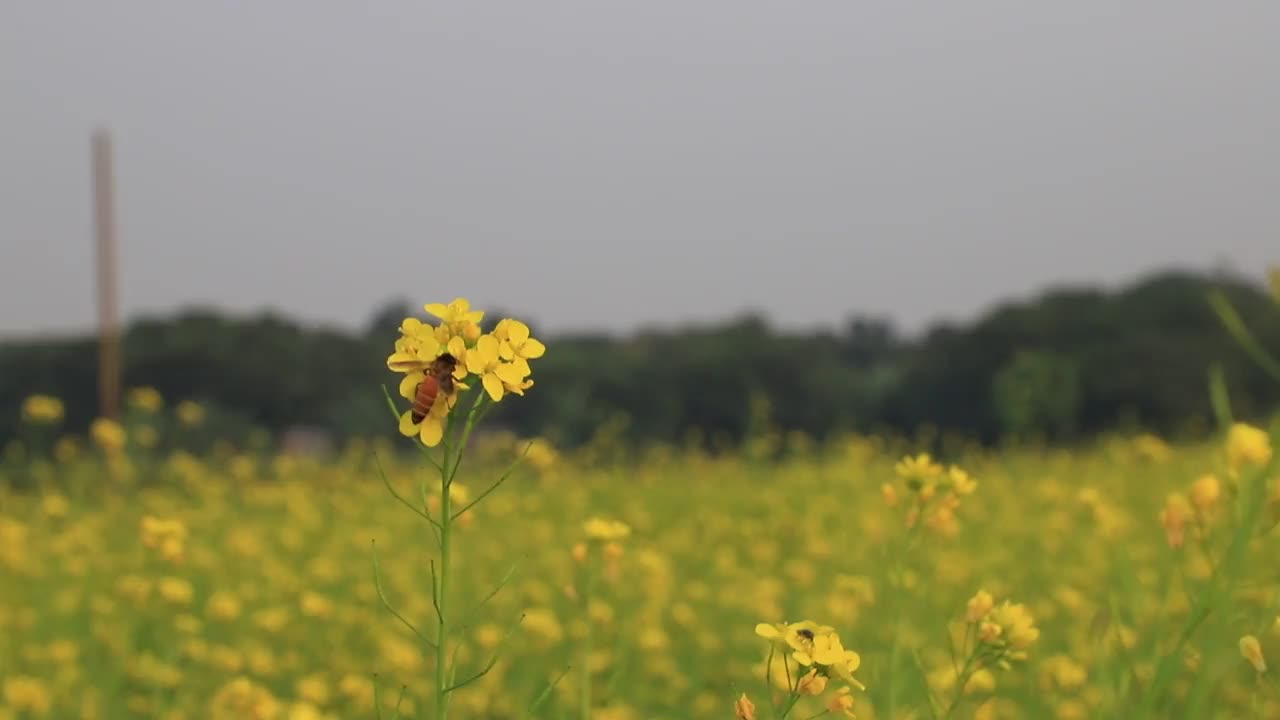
<box><xmin>796</xmin><ymin>629</ymin><xmax>815</xmax><ymax>641</ymax></box>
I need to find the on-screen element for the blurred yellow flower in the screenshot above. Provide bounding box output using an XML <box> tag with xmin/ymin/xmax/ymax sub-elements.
<box><xmin>1189</xmin><ymin>474</ymin><xmax>1221</xmax><ymax>514</ymax></box>
<box><xmin>734</xmin><ymin>692</ymin><xmax>757</xmax><ymax>720</ymax></box>
<box><xmin>826</xmin><ymin>686</ymin><xmax>857</xmax><ymax>718</ymax></box>
<box><xmin>1227</xmin><ymin>422</ymin><xmax>1272</xmax><ymax>472</ymax></box>
<box><xmin>127</xmin><ymin>386</ymin><xmax>164</xmax><ymax>413</ymax></box>
<box><xmin>1241</xmin><ymin>634</ymin><xmax>1267</xmax><ymax>674</ymax></box>
<box><xmin>4</xmin><ymin>675</ymin><xmax>52</xmax><ymax>715</ymax></box>
<box><xmin>584</xmin><ymin>517</ymin><xmax>631</xmax><ymax>542</ymax></box>
<box><xmin>90</xmin><ymin>418</ymin><xmax>127</xmax><ymax>452</ymax></box>
<box><xmin>966</xmin><ymin>589</ymin><xmax>995</xmax><ymax>623</ymax></box>
<box><xmin>20</xmin><ymin>394</ymin><xmax>63</xmax><ymax>424</ymax></box>
<box><xmin>175</xmin><ymin>401</ymin><xmax>205</xmax><ymax>427</ymax></box>
<box><xmin>895</xmin><ymin>453</ymin><xmax>943</xmax><ymax>482</ymax></box>
<box><xmin>1159</xmin><ymin>493</ymin><xmax>1191</xmax><ymax>549</ymax></box>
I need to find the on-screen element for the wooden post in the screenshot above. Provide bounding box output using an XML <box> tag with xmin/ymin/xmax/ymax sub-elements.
<box><xmin>92</xmin><ymin>129</ymin><xmax>121</xmax><ymax>420</ymax></box>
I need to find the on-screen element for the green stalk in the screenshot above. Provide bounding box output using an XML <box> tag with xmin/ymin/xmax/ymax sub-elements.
<box><xmin>433</xmin><ymin>392</ymin><xmax>487</xmax><ymax>720</ymax></box>
<box><xmin>435</xmin><ymin>441</ymin><xmax>453</xmax><ymax>720</ymax></box>
<box><xmin>580</xmin><ymin>558</ymin><xmax>596</xmax><ymax>720</ymax></box>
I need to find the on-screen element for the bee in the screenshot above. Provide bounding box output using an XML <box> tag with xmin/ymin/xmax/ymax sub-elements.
<box><xmin>411</xmin><ymin>353</ymin><xmax>458</xmax><ymax>423</ymax></box>
<box><xmin>796</xmin><ymin>628</ymin><xmax>815</xmax><ymax>641</ymax></box>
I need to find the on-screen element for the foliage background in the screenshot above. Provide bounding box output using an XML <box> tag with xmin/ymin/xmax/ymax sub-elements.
<box><xmin>4</xmin><ymin>270</ymin><xmax>1278</xmax><ymax>452</ymax></box>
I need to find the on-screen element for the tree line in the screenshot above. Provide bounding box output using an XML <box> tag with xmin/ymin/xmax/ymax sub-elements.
<box><xmin>2</xmin><ymin>270</ymin><xmax>1278</xmax><ymax>451</ymax></box>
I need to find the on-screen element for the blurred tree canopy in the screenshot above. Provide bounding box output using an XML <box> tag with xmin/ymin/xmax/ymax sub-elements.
<box><xmin>2</xmin><ymin>270</ymin><xmax>1277</xmax><ymax>450</ymax></box>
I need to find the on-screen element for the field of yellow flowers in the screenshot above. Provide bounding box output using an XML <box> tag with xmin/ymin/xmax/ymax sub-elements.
<box><xmin>3</xmin><ymin>297</ymin><xmax>1279</xmax><ymax>720</ymax></box>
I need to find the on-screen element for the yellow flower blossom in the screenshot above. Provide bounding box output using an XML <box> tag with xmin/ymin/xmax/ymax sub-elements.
<box><xmin>493</xmin><ymin>318</ymin><xmax>547</xmax><ymax>375</ymax></box>
<box><xmin>1241</xmin><ymin>634</ymin><xmax>1267</xmax><ymax>673</ymax></box>
<box><xmin>425</xmin><ymin>297</ymin><xmax>485</xmax><ymax>327</ymax></box>
<box><xmin>826</xmin><ymin>686</ymin><xmax>857</xmax><ymax>718</ymax></box>
<box><xmin>465</xmin><ymin>334</ymin><xmax>529</xmax><ymax>402</ymax></box>
<box><xmin>20</xmin><ymin>394</ymin><xmax>64</xmax><ymax>424</ymax></box>
<box><xmin>175</xmin><ymin>400</ymin><xmax>205</xmax><ymax>426</ymax></box>
<box><xmin>734</xmin><ymin>692</ymin><xmax>757</xmax><ymax>720</ymax></box>
<box><xmin>1159</xmin><ymin>492</ymin><xmax>1192</xmax><ymax>549</ymax></box>
<box><xmin>1227</xmin><ymin>422</ymin><xmax>1272</xmax><ymax>472</ymax></box>
<box><xmin>584</xmin><ymin>517</ymin><xmax>631</xmax><ymax>542</ymax></box>
<box><xmin>127</xmin><ymin>386</ymin><xmax>164</xmax><ymax>413</ymax></box>
<box><xmin>90</xmin><ymin>417</ymin><xmax>127</xmax><ymax>453</ymax></box>
<box><xmin>966</xmin><ymin>589</ymin><xmax>995</xmax><ymax>623</ymax></box>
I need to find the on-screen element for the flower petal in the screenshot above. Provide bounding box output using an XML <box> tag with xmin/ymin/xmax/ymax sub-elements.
<box><xmin>424</xmin><ymin>303</ymin><xmax>450</xmax><ymax>319</ymax></box>
<box><xmin>498</xmin><ymin>341</ymin><xmax>516</xmax><ymax>361</ymax></box>
<box><xmin>387</xmin><ymin>352</ymin><xmax>425</xmax><ymax>373</ymax></box>
<box><xmin>494</xmin><ymin>362</ymin><xmax>527</xmax><ymax>386</ymax></box>
<box><xmin>447</xmin><ymin>336</ymin><xmax>467</xmax><ymax>359</ymax></box>
<box><xmin>521</xmin><ymin>338</ymin><xmax>546</xmax><ymax>359</ymax></box>
<box><xmin>398</xmin><ymin>411</ymin><xmax>419</xmax><ymax>437</ymax></box>
<box><xmin>420</xmin><ymin>417</ymin><xmax>444</xmax><ymax>447</ymax></box>
<box><xmin>475</xmin><ymin>335</ymin><xmax>500</xmax><ymax>364</ymax></box>
<box><xmin>466</xmin><ymin>350</ymin><xmax>488</xmax><ymax>375</ymax></box>
<box><xmin>482</xmin><ymin>373</ymin><xmax>505</xmax><ymax>402</ymax></box>
<box><xmin>755</xmin><ymin>624</ymin><xmax>782</xmax><ymax>640</ymax></box>
<box><xmin>505</xmin><ymin>320</ymin><xmax>530</xmax><ymax>344</ymax></box>
<box><xmin>399</xmin><ymin>374</ymin><xmax>421</xmax><ymax>400</ymax></box>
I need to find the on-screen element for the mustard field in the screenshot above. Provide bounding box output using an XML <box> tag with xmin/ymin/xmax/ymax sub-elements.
<box><xmin>2</xmin><ymin>422</ymin><xmax>1279</xmax><ymax>720</ymax></box>
<box><xmin>3</xmin><ymin>296</ymin><xmax>1279</xmax><ymax>719</ymax></box>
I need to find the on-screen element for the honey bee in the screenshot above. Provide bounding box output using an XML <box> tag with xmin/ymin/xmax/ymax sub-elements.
<box><xmin>411</xmin><ymin>353</ymin><xmax>458</xmax><ymax>423</ymax></box>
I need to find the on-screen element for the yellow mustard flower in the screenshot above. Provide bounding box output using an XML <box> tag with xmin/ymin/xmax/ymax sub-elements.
<box><xmin>796</xmin><ymin>668</ymin><xmax>828</xmax><ymax>696</ymax></box>
<box><xmin>792</xmin><ymin>632</ymin><xmax>866</xmax><ymax>690</ymax></box>
<box><xmin>826</xmin><ymin>686</ymin><xmax>857</xmax><ymax>718</ymax></box>
<box><xmin>20</xmin><ymin>394</ymin><xmax>64</xmax><ymax>424</ymax></box>
<box><xmin>127</xmin><ymin>386</ymin><xmax>164</xmax><ymax>413</ymax></box>
<box><xmin>1227</xmin><ymin>422</ymin><xmax>1272</xmax><ymax>472</ymax></box>
<box><xmin>1241</xmin><ymin>634</ymin><xmax>1267</xmax><ymax>673</ymax></box>
<box><xmin>425</xmin><ymin>297</ymin><xmax>485</xmax><ymax>327</ymax></box>
<box><xmin>754</xmin><ymin>620</ymin><xmax>836</xmax><ymax>652</ymax></box>
<box><xmin>493</xmin><ymin>318</ymin><xmax>547</xmax><ymax>375</ymax></box>
<box><xmin>90</xmin><ymin>417</ymin><xmax>127</xmax><ymax>452</ymax></box>
<box><xmin>584</xmin><ymin>517</ymin><xmax>631</xmax><ymax>542</ymax></box>
<box><xmin>734</xmin><ymin>692</ymin><xmax>757</xmax><ymax>720</ymax></box>
<box><xmin>966</xmin><ymin>589</ymin><xmax>995</xmax><ymax>623</ymax></box>
<box><xmin>3</xmin><ymin>675</ymin><xmax>52</xmax><ymax>714</ymax></box>
<box><xmin>895</xmin><ymin>453</ymin><xmax>943</xmax><ymax>481</ymax></box>
<box><xmin>1159</xmin><ymin>493</ymin><xmax>1191</xmax><ymax>549</ymax></box>
<box><xmin>175</xmin><ymin>400</ymin><xmax>205</xmax><ymax>426</ymax></box>
<box><xmin>465</xmin><ymin>334</ymin><xmax>529</xmax><ymax>402</ymax></box>
<box><xmin>1189</xmin><ymin>474</ymin><xmax>1221</xmax><ymax>514</ymax></box>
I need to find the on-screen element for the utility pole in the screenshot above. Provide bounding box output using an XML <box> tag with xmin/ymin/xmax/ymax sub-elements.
<box><xmin>92</xmin><ymin>129</ymin><xmax>121</xmax><ymax>420</ymax></box>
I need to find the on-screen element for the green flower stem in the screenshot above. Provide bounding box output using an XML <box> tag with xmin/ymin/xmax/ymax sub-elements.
<box><xmin>1136</xmin><ymin>450</ymin><xmax>1277</xmax><ymax>719</ymax></box>
<box><xmin>433</xmin><ymin>391</ymin><xmax>488</xmax><ymax>720</ymax></box>
<box><xmin>580</xmin><ymin>556</ymin><xmax>597</xmax><ymax>720</ymax></box>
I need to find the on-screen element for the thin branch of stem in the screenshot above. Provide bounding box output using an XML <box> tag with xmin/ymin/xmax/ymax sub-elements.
<box><xmin>372</xmin><ymin>541</ymin><xmax>436</xmax><ymax>649</ymax></box>
<box><xmin>452</xmin><ymin>442</ymin><xmax>532</xmax><ymax>521</ymax></box>
<box><xmin>457</xmin><ymin>564</ymin><xmax>518</xmax><ymax>631</ymax></box>
<box><xmin>374</xmin><ymin>451</ymin><xmax>440</xmax><ymax>528</ymax></box>
<box><xmin>444</xmin><ymin>612</ymin><xmax>526</xmax><ymax>694</ymax></box>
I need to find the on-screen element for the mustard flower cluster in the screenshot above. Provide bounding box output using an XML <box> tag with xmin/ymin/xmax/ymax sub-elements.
<box><xmin>386</xmin><ymin>297</ymin><xmax>545</xmax><ymax>447</ymax></box>
<box><xmin>748</xmin><ymin>620</ymin><xmax>865</xmax><ymax>718</ymax></box>
<box><xmin>140</xmin><ymin>515</ymin><xmax>188</xmax><ymax>565</ymax></box>
<box><xmin>882</xmin><ymin>453</ymin><xmax>978</xmax><ymax>536</ymax></box>
<box><xmin>965</xmin><ymin>589</ymin><xmax>1040</xmax><ymax>670</ymax></box>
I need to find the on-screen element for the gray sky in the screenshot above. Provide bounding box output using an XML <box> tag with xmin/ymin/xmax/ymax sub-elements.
<box><xmin>2</xmin><ymin>2</ymin><xmax>1276</xmax><ymax>339</ymax></box>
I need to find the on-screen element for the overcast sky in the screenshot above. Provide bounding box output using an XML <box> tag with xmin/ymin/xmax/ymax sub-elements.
<box><xmin>2</xmin><ymin>2</ymin><xmax>1276</xmax><ymax>339</ymax></box>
